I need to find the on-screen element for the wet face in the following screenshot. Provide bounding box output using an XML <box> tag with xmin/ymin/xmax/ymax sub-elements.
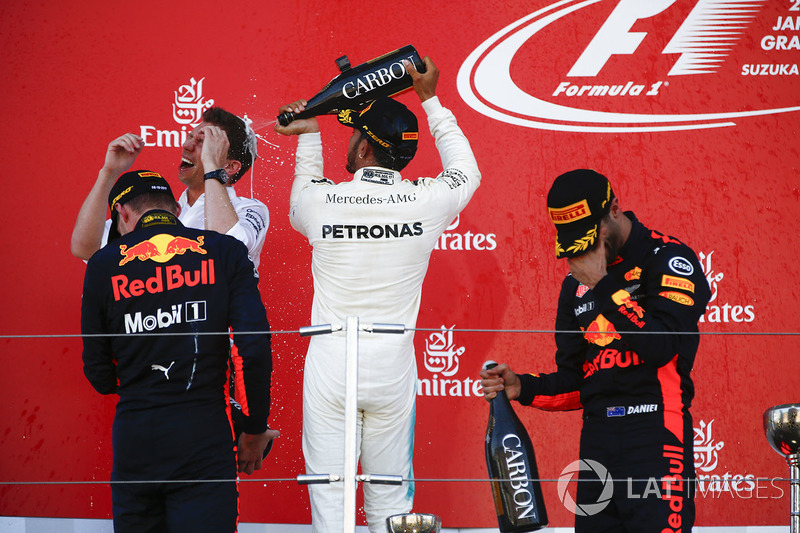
<box><xmin>178</xmin><ymin>122</ymin><xmax>212</xmax><ymax>187</ymax></box>
<box><xmin>599</xmin><ymin>215</ymin><xmax>624</xmax><ymax>263</ymax></box>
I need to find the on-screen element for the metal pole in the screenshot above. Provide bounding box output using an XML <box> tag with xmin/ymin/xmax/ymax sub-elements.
<box><xmin>790</xmin><ymin>455</ymin><xmax>799</xmax><ymax>533</ymax></box>
<box><xmin>343</xmin><ymin>316</ymin><xmax>359</xmax><ymax>533</ymax></box>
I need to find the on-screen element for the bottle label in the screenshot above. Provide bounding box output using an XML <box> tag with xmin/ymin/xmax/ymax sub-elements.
<box><xmin>341</xmin><ymin>55</ymin><xmax>416</xmax><ymax>100</ymax></box>
<box><xmin>502</xmin><ymin>434</ymin><xmax>539</xmax><ymax>521</ymax></box>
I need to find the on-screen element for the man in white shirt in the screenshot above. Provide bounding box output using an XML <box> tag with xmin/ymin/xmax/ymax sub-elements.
<box><xmin>71</xmin><ymin>107</ymin><xmax>268</xmax><ymax>269</ymax></box>
<box><xmin>275</xmin><ymin>57</ymin><xmax>481</xmax><ymax>533</ymax></box>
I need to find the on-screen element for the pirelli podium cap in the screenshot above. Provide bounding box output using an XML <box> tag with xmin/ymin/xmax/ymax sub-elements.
<box><xmin>547</xmin><ymin>169</ymin><xmax>615</xmax><ymax>259</ymax></box>
<box><xmin>337</xmin><ymin>97</ymin><xmax>419</xmax><ymax>169</ymax></box>
<box><xmin>108</xmin><ymin>170</ymin><xmax>174</xmax><ymax>242</ymax></box>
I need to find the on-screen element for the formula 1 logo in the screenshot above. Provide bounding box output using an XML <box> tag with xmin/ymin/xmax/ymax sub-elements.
<box><xmin>458</xmin><ymin>0</ymin><xmax>800</xmax><ymax>132</ymax></box>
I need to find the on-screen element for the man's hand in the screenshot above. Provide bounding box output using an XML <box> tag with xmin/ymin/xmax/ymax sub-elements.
<box><xmin>274</xmin><ymin>100</ymin><xmax>320</xmax><ymax>136</ymax></box>
<box><xmin>103</xmin><ymin>134</ymin><xmax>143</xmax><ymax>177</ymax></box>
<box><xmin>404</xmin><ymin>56</ymin><xmax>438</xmax><ymax>102</ymax></box>
<box><xmin>199</xmin><ymin>125</ymin><xmax>230</xmax><ymax>173</ymax></box>
<box><xmin>567</xmin><ymin>236</ymin><xmax>608</xmax><ymax>289</ymax></box>
<box><xmin>237</xmin><ymin>428</ymin><xmax>280</xmax><ymax>475</ymax></box>
<box><xmin>479</xmin><ymin>363</ymin><xmax>521</xmax><ymax>402</ymax></box>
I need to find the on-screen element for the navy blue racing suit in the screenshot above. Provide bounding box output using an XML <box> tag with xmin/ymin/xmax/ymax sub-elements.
<box><xmin>517</xmin><ymin>213</ymin><xmax>710</xmax><ymax>532</ymax></box>
<box><xmin>81</xmin><ymin>210</ymin><xmax>271</xmax><ymax>533</ymax></box>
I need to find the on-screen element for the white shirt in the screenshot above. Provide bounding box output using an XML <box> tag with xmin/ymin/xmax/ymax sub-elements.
<box><xmin>102</xmin><ymin>187</ymin><xmax>269</xmax><ymax>269</ymax></box>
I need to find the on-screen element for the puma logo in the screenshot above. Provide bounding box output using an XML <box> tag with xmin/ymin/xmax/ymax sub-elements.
<box><xmin>151</xmin><ymin>361</ymin><xmax>175</xmax><ymax>380</ymax></box>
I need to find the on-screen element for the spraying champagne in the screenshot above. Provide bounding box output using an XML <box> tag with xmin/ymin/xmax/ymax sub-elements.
<box><xmin>276</xmin><ymin>45</ymin><xmax>426</xmax><ymax>126</ymax></box>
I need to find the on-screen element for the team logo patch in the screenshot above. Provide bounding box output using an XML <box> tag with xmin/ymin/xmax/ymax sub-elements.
<box><xmin>119</xmin><ymin>234</ymin><xmax>206</xmax><ymax>266</ymax></box>
<box><xmin>669</xmin><ymin>256</ymin><xmax>695</xmax><ymax>276</ymax></box>
<box><xmin>660</xmin><ymin>291</ymin><xmax>695</xmax><ymax>306</ymax></box>
<box><xmin>360</xmin><ymin>168</ymin><xmax>395</xmax><ymax>185</ymax></box>
<box><xmin>662</xmin><ymin>275</ymin><xmax>695</xmax><ymax>293</ymax></box>
<box><xmin>624</xmin><ymin>267</ymin><xmax>642</xmax><ymax>281</ymax></box>
<box><xmin>582</xmin><ymin>314</ymin><xmax>621</xmax><ymax>347</ymax></box>
<box><xmin>549</xmin><ymin>199</ymin><xmax>591</xmax><ymax>224</ymax></box>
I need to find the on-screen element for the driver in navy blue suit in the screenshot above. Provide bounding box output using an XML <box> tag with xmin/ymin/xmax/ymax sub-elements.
<box><xmin>81</xmin><ymin>169</ymin><xmax>277</xmax><ymax>533</ymax></box>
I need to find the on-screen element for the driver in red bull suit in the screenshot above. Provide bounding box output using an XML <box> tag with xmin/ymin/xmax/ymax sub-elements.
<box><xmin>480</xmin><ymin>170</ymin><xmax>710</xmax><ymax>532</ymax></box>
<box><xmin>80</xmin><ymin>170</ymin><xmax>277</xmax><ymax>533</ymax></box>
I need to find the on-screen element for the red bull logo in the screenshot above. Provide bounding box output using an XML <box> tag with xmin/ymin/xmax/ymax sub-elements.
<box><xmin>119</xmin><ymin>240</ymin><xmax>161</xmax><ymax>266</ymax></box>
<box><xmin>582</xmin><ymin>315</ymin><xmax>621</xmax><ymax>347</ymax></box>
<box><xmin>165</xmin><ymin>236</ymin><xmax>206</xmax><ymax>255</ymax></box>
<box><xmin>612</xmin><ymin>290</ymin><xmax>645</xmax><ymax>319</ymax></box>
<box><xmin>119</xmin><ymin>234</ymin><xmax>206</xmax><ymax>266</ymax></box>
<box><xmin>583</xmin><ymin>348</ymin><xmax>642</xmax><ymax>378</ymax></box>
<box><xmin>111</xmin><ymin>260</ymin><xmax>216</xmax><ymax>301</ymax></box>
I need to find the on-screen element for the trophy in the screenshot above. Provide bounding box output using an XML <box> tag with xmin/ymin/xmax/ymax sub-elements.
<box><xmin>763</xmin><ymin>404</ymin><xmax>800</xmax><ymax>533</ymax></box>
<box><xmin>386</xmin><ymin>513</ymin><xmax>442</xmax><ymax>533</ymax></box>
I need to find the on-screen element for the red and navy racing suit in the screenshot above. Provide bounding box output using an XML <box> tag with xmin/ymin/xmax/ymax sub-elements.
<box><xmin>516</xmin><ymin>213</ymin><xmax>710</xmax><ymax>532</ymax></box>
<box><xmin>81</xmin><ymin>210</ymin><xmax>271</xmax><ymax>533</ymax></box>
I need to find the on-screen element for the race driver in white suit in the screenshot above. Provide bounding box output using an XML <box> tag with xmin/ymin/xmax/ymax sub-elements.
<box><xmin>275</xmin><ymin>56</ymin><xmax>481</xmax><ymax>532</ymax></box>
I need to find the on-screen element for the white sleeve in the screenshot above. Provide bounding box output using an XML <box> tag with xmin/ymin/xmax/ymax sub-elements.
<box><xmin>422</xmin><ymin>96</ymin><xmax>482</xmax><ymax>214</ymax></box>
<box><xmin>226</xmin><ymin>200</ymin><xmax>269</xmax><ymax>260</ymax></box>
<box><xmin>100</xmin><ymin>218</ymin><xmax>112</xmax><ymax>247</ymax></box>
<box><xmin>289</xmin><ymin>132</ymin><xmax>327</xmax><ymax>237</ymax></box>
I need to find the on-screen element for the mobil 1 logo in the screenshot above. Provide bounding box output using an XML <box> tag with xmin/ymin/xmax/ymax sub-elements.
<box><xmin>124</xmin><ymin>300</ymin><xmax>207</xmax><ymax>334</ymax></box>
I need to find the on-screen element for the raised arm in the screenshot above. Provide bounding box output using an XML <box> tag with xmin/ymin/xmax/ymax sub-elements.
<box><xmin>71</xmin><ymin>134</ymin><xmax>143</xmax><ymax>259</ymax></box>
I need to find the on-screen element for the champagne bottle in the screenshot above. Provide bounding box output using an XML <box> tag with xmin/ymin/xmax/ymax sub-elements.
<box><xmin>277</xmin><ymin>44</ymin><xmax>426</xmax><ymax>126</ymax></box>
<box><xmin>484</xmin><ymin>361</ymin><xmax>548</xmax><ymax>532</ymax></box>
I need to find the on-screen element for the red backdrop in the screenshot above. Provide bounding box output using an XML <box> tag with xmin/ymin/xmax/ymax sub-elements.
<box><xmin>0</xmin><ymin>0</ymin><xmax>797</xmax><ymax>528</ymax></box>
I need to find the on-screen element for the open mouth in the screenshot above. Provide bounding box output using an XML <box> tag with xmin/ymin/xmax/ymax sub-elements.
<box><xmin>180</xmin><ymin>157</ymin><xmax>195</xmax><ymax>171</ymax></box>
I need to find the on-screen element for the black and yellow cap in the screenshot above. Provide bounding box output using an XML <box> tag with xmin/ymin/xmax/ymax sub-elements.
<box><xmin>337</xmin><ymin>97</ymin><xmax>418</xmax><ymax>168</ymax></box>
<box><xmin>107</xmin><ymin>170</ymin><xmax>174</xmax><ymax>242</ymax></box>
<box><xmin>547</xmin><ymin>169</ymin><xmax>614</xmax><ymax>259</ymax></box>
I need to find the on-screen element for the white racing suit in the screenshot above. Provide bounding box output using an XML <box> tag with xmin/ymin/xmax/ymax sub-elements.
<box><xmin>290</xmin><ymin>96</ymin><xmax>481</xmax><ymax>532</ymax></box>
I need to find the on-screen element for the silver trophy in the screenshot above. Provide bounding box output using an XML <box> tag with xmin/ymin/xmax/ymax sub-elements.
<box><xmin>763</xmin><ymin>404</ymin><xmax>800</xmax><ymax>533</ymax></box>
<box><xmin>386</xmin><ymin>513</ymin><xmax>442</xmax><ymax>533</ymax></box>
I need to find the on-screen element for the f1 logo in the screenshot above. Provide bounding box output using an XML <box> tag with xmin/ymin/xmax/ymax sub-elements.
<box><xmin>568</xmin><ymin>0</ymin><xmax>764</xmax><ymax>77</ymax></box>
<box><xmin>569</xmin><ymin>0</ymin><xmax>676</xmax><ymax>77</ymax></box>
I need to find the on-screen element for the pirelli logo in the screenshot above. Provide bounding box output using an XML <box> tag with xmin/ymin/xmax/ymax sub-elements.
<box><xmin>402</xmin><ymin>132</ymin><xmax>419</xmax><ymax>140</ymax></box>
<box><xmin>548</xmin><ymin>200</ymin><xmax>591</xmax><ymax>224</ymax></box>
<box><xmin>138</xmin><ymin>171</ymin><xmax>162</xmax><ymax>178</ymax></box>
<box><xmin>661</xmin><ymin>275</ymin><xmax>695</xmax><ymax>293</ymax></box>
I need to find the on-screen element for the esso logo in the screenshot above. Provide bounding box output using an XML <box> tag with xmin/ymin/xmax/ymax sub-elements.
<box><xmin>668</xmin><ymin>256</ymin><xmax>694</xmax><ymax>276</ymax></box>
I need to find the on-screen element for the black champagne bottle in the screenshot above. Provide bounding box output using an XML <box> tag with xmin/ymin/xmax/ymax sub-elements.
<box><xmin>277</xmin><ymin>44</ymin><xmax>425</xmax><ymax>126</ymax></box>
<box><xmin>484</xmin><ymin>361</ymin><xmax>548</xmax><ymax>531</ymax></box>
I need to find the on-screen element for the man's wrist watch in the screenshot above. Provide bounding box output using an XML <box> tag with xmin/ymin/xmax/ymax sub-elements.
<box><xmin>204</xmin><ymin>168</ymin><xmax>229</xmax><ymax>184</ymax></box>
